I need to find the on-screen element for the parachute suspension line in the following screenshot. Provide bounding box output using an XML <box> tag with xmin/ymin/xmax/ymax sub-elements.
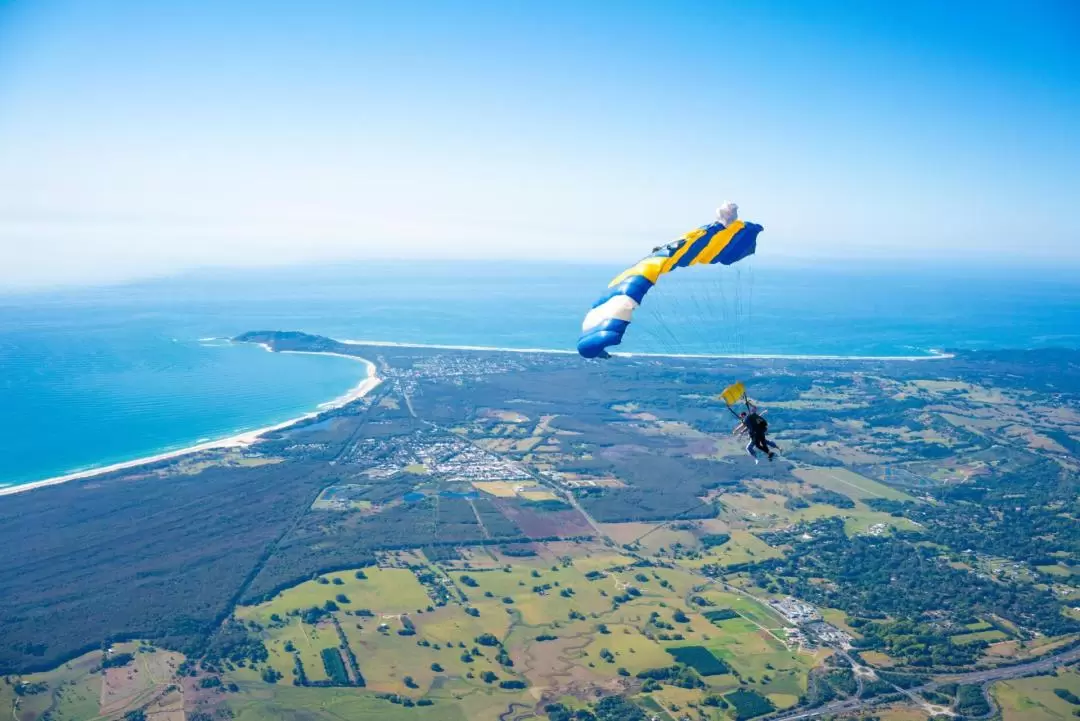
<box><xmin>640</xmin><ymin>306</ymin><xmax>673</xmax><ymax>355</ymax></box>
<box><xmin>701</xmin><ymin>271</ymin><xmax>725</xmax><ymax>356</ymax></box>
<box><xmin>748</xmin><ymin>263</ymin><xmax>755</xmax><ymax>334</ymax></box>
<box><xmin>638</xmin><ymin>324</ymin><xmax>679</xmax><ymax>357</ymax></box>
<box><xmin>731</xmin><ymin>267</ymin><xmax>742</xmax><ymax>358</ymax></box>
<box><xmin>645</xmin><ymin>294</ymin><xmax>688</xmax><ymax>356</ymax></box>
<box><xmin>688</xmin><ymin>280</ymin><xmax>715</xmax><ymax>355</ymax></box>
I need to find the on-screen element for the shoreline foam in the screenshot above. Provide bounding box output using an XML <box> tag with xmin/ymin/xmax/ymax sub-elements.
<box><xmin>0</xmin><ymin>335</ymin><xmax>953</xmax><ymax>497</ymax></box>
<box><xmin>341</xmin><ymin>338</ymin><xmax>954</xmax><ymax>362</ymax></box>
<box><xmin>0</xmin><ymin>349</ymin><xmax>381</xmax><ymax>497</ymax></box>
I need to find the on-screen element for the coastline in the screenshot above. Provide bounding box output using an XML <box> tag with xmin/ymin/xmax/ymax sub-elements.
<box><xmin>0</xmin><ymin>335</ymin><xmax>952</xmax><ymax>498</ymax></box>
<box><xmin>341</xmin><ymin>339</ymin><xmax>954</xmax><ymax>362</ymax></box>
<box><xmin>0</xmin><ymin>349</ymin><xmax>381</xmax><ymax>498</ymax></box>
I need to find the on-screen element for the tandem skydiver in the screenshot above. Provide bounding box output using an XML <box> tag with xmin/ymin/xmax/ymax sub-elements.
<box><xmin>733</xmin><ymin>401</ymin><xmax>781</xmax><ymax>463</ymax></box>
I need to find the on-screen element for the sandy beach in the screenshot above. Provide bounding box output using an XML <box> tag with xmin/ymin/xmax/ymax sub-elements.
<box><xmin>341</xmin><ymin>338</ymin><xmax>954</xmax><ymax>362</ymax></box>
<box><xmin>0</xmin><ymin>349</ymin><xmax>381</xmax><ymax>497</ymax></box>
<box><xmin>0</xmin><ymin>337</ymin><xmax>951</xmax><ymax>498</ymax></box>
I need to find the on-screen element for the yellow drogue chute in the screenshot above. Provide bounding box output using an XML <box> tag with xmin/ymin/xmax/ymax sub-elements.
<box><xmin>718</xmin><ymin>381</ymin><xmax>746</xmax><ymax>408</ymax></box>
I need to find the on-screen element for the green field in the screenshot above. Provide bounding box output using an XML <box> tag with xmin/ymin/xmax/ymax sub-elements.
<box><xmin>0</xmin><ymin>643</ymin><xmax>184</xmax><ymax>721</ymax></box>
<box><xmin>992</xmin><ymin>667</ymin><xmax>1080</xmax><ymax>720</ymax></box>
<box><xmin>695</xmin><ymin>588</ymin><xmax>790</xmax><ymax>630</ymax></box>
<box><xmin>951</xmin><ymin>629</ymin><xmax>1009</xmax><ymax>645</ymax></box>
<box><xmin>238</xmin><ymin>567</ymin><xmax>434</xmax><ymax>621</ymax></box>
<box><xmin>1</xmin><ymin>651</ymin><xmax>104</xmax><ymax>721</ymax></box>
<box><xmin>6</xmin><ymin>540</ymin><xmax>831</xmax><ymax>721</ymax></box>
<box><xmin>713</xmin><ymin>487</ymin><xmax>918</xmax><ymax>540</ymax></box>
<box><xmin>793</xmin><ymin>467</ymin><xmax>914</xmax><ymax>502</ymax></box>
<box><xmin>1037</xmin><ymin>564</ymin><xmax>1076</xmax><ymax>578</ymax></box>
<box><xmin>679</xmin><ymin>529</ymin><xmax>783</xmax><ymax>568</ymax></box>
<box><xmin>338</xmin><ymin>604</ymin><xmax>510</xmax><ymax>695</ymax></box>
<box><xmin>230</xmin><ymin>684</ymin><xmax>468</xmax><ymax>721</ymax></box>
<box><xmin>579</xmin><ymin>622</ymin><xmax>672</xmax><ymax>675</ymax></box>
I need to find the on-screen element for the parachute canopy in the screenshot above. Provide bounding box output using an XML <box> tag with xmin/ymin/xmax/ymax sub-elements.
<box><xmin>718</xmin><ymin>381</ymin><xmax>747</xmax><ymax>408</ymax></box>
<box><xmin>577</xmin><ymin>213</ymin><xmax>764</xmax><ymax>359</ymax></box>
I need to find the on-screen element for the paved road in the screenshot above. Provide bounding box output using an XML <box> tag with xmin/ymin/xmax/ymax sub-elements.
<box><xmin>771</xmin><ymin>644</ymin><xmax>1080</xmax><ymax>720</ymax></box>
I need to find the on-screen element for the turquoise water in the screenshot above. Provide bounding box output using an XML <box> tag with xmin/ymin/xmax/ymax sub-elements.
<box><xmin>1</xmin><ymin>260</ymin><xmax>1078</xmax><ymax>488</ymax></box>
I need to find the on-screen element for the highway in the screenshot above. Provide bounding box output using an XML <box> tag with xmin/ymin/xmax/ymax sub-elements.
<box><xmin>771</xmin><ymin>643</ymin><xmax>1080</xmax><ymax>720</ymax></box>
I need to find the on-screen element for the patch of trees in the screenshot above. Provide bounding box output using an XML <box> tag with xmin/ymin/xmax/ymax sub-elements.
<box><xmin>498</xmin><ymin>544</ymin><xmax>538</xmax><ymax>558</ymax></box>
<box><xmin>699</xmin><ymin>533</ymin><xmax>731</xmax><ymax>548</ymax></box>
<box><xmin>799</xmin><ymin>673</ymin><xmax>837</xmax><ymax>708</ymax></box>
<box><xmin>101</xmin><ymin>653</ymin><xmax>134</xmax><ymax>669</ymax></box>
<box><xmin>544</xmin><ymin>703</ymin><xmax>596</xmax><ymax>721</ymax></box>
<box><xmin>524</xmin><ymin>499</ymin><xmax>574</xmax><ymax>513</ymax></box>
<box><xmin>1054</xmin><ymin>688</ymin><xmax>1080</xmax><ymax>705</ymax></box>
<box><xmin>636</xmin><ymin>664</ymin><xmax>706</xmax><ymax>688</ymax></box>
<box><xmin>889</xmin><ymin>458</ymin><xmax>1080</xmax><ymax>571</ymax></box>
<box><xmin>202</xmin><ymin>621</ymin><xmax>269</xmax><ymax>666</ymax></box>
<box><xmin>725</xmin><ymin>688</ymin><xmax>775</xmax><ymax>720</ymax></box>
<box><xmin>954</xmin><ymin>684</ymin><xmax>991</xmax><ymax>716</ymax></box>
<box><xmin>858</xmin><ymin>677</ymin><xmax>897</xmax><ymax>699</ymax></box>
<box><xmin>0</xmin><ymin>448</ymin><xmax>334</xmax><ymax>672</ymax></box>
<box><xmin>318</xmin><ymin>648</ymin><xmax>350</xmax><ymax>686</ymax></box>
<box><xmin>591</xmin><ymin>696</ymin><xmax>647</xmax><ymax>721</ymax></box>
<box><xmin>546</xmin><ymin>695</ymin><xmax>648</xmax><ymax>721</ymax></box>
<box><xmin>753</xmin><ymin>518</ymin><xmax>1078</xmax><ymax>651</ymax></box>
<box><xmin>499</xmin><ymin>679</ymin><xmax>527</xmax><ymax>689</ymax></box>
<box><xmin>806</xmin><ymin>489</ymin><xmax>856</xmax><ymax>509</ymax></box>
<box><xmin>244</xmin><ymin>494</ymin><xmax>525</xmax><ymax>603</ymax></box>
<box><xmin>14</xmin><ymin>682</ymin><xmax>47</xmax><ymax>696</ymax></box>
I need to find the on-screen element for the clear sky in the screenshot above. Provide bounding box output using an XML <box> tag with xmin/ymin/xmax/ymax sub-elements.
<box><xmin>1</xmin><ymin>0</ymin><xmax>1078</xmax><ymax>288</ymax></box>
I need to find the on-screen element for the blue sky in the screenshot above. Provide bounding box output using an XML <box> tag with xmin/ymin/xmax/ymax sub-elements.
<box><xmin>0</xmin><ymin>0</ymin><xmax>1077</xmax><ymax>287</ymax></box>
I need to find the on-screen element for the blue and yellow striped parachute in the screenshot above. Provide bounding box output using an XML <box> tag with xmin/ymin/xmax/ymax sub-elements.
<box><xmin>577</xmin><ymin>212</ymin><xmax>764</xmax><ymax>359</ymax></box>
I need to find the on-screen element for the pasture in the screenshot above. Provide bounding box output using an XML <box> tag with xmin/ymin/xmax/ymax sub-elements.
<box><xmin>992</xmin><ymin>667</ymin><xmax>1080</xmax><ymax>720</ymax></box>
<box><xmin>793</xmin><ymin>467</ymin><xmax>914</xmax><ymax>502</ymax></box>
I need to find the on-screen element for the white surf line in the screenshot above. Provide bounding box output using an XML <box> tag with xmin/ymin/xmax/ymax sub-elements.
<box><xmin>341</xmin><ymin>339</ymin><xmax>953</xmax><ymax>362</ymax></box>
<box><xmin>0</xmin><ymin>349</ymin><xmax>382</xmax><ymax>497</ymax></box>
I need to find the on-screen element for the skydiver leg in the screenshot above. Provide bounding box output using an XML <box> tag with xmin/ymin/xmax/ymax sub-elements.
<box><xmin>753</xmin><ymin>435</ymin><xmax>775</xmax><ymax>460</ymax></box>
<box><xmin>745</xmin><ymin>440</ymin><xmax>759</xmax><ymax>464</ymax></box>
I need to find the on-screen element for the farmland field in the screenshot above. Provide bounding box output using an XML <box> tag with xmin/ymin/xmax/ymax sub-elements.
<box><xmin>992</xmin><ymin>667</ymin><xmax>1080</xmax><ymax>720</ymax></box>
<box><xmin>666</xmin><ymin>646</ymin><xmax>730</xmax><ymax>675</ymax></box>
<box><xmin>793</xmin><ymin>466</ymin><xmax>914</xmax><ymax>501</ymax></box>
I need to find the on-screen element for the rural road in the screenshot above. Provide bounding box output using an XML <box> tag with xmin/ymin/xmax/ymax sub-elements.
<box><xmin>770</xmin><ymin>644</ymin><xmax>1080</xmax><ymax>720</ymax></box>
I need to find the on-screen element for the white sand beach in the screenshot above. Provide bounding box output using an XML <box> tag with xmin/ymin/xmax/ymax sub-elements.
<box><xmin>0</xmin><ymin>350</ymin><xmax>381</xmax><ymax>497</ymax></box>
<box><xmin>341</xmin><ymin>338</ymin><xmax>953</xmax><ymax>362</ymax></box>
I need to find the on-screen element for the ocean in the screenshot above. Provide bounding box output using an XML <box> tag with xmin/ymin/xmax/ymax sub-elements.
<box><xmin>1</xmin><ymin>259</ymin><xmax>1078</xmax><ymax>489</ymax></box>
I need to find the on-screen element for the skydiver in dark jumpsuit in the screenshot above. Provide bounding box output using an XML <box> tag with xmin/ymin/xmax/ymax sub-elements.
<box><xmin>735</xmin><ymin>403</ymin><xmax>780</xmax><ymax>463</ymax></box>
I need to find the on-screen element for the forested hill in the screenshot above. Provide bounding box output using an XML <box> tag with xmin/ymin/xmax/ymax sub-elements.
<box><xmin>232</xmin><ymin>330</ymin><xmax>357</xmax><ymax>355</ymax></box>
<box><xmin>947</xmin><ymin>347</ymin><xmax>1080</xmax><ymax>395</ymax></box>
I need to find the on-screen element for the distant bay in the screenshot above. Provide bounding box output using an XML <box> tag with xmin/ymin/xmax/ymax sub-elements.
<box><xmin>1</xmin><ymin>259</ymin><xmax>1078</xmax><ymax>489</ymax></box>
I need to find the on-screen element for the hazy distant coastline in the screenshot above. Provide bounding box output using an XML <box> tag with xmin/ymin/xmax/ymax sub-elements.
<box><xmin>339</xmin><ymin>338</ymin><xmax>954</xmax><ymax>362</ymax></box>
